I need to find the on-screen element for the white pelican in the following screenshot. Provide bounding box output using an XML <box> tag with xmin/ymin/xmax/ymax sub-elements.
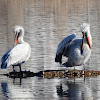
<box><xmin>1</xmin><ymin>26</ymin><xmax>31</xmax><ymax>72</ymax></box>
<box><xmin>55</xmin><ymin>23</ymin><xmax>92</xmax><ymax>69</ymax></box>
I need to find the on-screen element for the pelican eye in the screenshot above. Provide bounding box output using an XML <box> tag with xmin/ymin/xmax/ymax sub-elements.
<box><xmin>18</xmin><ymin>29</ymin><xmax>21</xmax><ymax>35</ymax></box>
<box><xmin>82</xmin><ymin>32</ymin><xmax>84</xmax><ymax>34</ymax></box>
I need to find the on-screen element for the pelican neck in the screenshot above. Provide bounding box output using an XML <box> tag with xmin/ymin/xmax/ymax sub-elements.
<box><xmin>18</xmin><ymin>37</ymin><xmax>27</xmax><ymax>44</ymax></box>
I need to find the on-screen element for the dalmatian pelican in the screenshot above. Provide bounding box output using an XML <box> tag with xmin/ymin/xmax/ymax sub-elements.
<box><xmin>1</xmin><ymin>26</ymin><xmax>31</xmax><ymax>72</ymax></box>
<box><xmin>55</xmin><ymin>23</ymin><xmax>92</xmax><ymax>69</ymax></box>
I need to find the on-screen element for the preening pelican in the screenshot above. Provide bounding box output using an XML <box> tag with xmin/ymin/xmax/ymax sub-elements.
<box><xmin>1</xmin><ymin>26</ymin><xmax>31</xmax><ymax>72</ymax></box>
<box><xmin>55</xmin><ymin>23</ymin><xmax>92</xmax><ymax>68</ymax></box>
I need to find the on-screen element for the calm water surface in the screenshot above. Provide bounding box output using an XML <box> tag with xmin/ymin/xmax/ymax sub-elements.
<box><xmin>0</xmin><ymin>0</ymin><xmax>100</xmax><ymax>100</ymax></box>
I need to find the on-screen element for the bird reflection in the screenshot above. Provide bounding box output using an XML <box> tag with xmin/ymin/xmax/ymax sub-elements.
<box><xmin>1</xmin><ymin>82</ymin><xmax>10</xmax><ymax>99</ymax></box>
<box><xmin>56</xmin><ymin>79</ymin><xmax>93</xmax><ymax>100</ymax></box>
<box><xmin>56</xmin><ymin>83</ymin><xmax>80</xmax><ymax>99</ymax></box>
<box><xmin>13</xmin><ymin>78</ymin><xmax>22</xmax><ymax>85</ymax></box>
<box><xmin>1</xmin><ymin>79</ymin><xmax>33</xmax><ymax>99</ymax></box>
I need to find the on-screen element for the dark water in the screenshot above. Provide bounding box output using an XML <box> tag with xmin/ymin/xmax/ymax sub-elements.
<box><xmin>0</xmin><ymin>0</ymin><xmax>100</xmax><ymax>100</ymax></box>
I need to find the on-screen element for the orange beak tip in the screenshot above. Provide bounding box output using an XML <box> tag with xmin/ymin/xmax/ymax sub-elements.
<box><xmin>15</xmin><ymin>39</ymin><xmax>18</xmax><ymax>46</ymax></box>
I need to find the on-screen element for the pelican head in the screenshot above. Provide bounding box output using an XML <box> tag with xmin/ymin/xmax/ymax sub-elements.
<box><xmin>13</xmin><ymin>25</ymin><xmax>24</xmax><ymax>45</ymax></box>
<box><xmin>80</xmin><ymin>23</ymin><xmax>92</xmax><ymax>51</ymax></box>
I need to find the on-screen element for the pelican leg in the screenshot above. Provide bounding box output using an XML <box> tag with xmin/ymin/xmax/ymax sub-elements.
<box><xmin>13</xmin><ymin>66</ymin><xmax>15</xmax><ymax>72</ymax></box>
<box><xmin>19</xmin><ymin>64</ymin><xmax>22</xmax><ymax>72</ymax></box>
<box><xmin>83</xmin><ymin>64</ymin><xmax>85</xmax><ymax>81</ymax></box>
<box><xmin>84</xmin><ymin>66</ymin><xmax>85</xmax><ymax>70</ymax></box>
<box><xmin>83</xmin><ymin>64</ymin><xmax>85</xmax><ymax>71</ymax></box>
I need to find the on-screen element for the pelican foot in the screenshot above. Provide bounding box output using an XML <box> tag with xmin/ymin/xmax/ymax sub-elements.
<box><xmin>62</xmin><ymin>62</ymin><xmax>72</xmax><ymax>67</ymax></box>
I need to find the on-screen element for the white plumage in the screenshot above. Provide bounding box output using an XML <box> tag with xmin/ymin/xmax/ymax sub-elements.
<box><xmin>1</xmin><ymin>26</ymin><xmax>31</xmax><ymax>72</ymax></box>
<box><xmin>55</xmin><ymin>23</ymin><xmax>92</xmax><ymax>68</ymax></box>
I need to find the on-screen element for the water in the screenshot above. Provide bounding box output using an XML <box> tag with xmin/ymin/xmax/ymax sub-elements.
<box><xmin>0</xmin><ymin>0</ymin><xmax>100</xmax><ymax>100</ymax></box>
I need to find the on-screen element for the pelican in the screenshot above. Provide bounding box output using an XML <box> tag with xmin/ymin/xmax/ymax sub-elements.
<box><xmin>55</xmin><ymin>23</ymin><xmax>92</xmax><ymax>69</ymax></box>
<box><xmin>1</xmin><ymin>26</ymin><xmax>31</xmax><ymax>72</ymax></box>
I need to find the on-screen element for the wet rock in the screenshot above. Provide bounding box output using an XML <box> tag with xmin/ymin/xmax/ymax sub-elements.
<box><xmin>3</xmin><ymin>70</ymin><xmax>100</xmax><ymax>78</ymax></box>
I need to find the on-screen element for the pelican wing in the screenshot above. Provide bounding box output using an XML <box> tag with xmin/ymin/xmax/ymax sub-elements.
<box><xmin>1</xmin><ymin>49</ymin><xmax>12</xmax><ymax>69</ymax></box>
<box><xmin>55</xmin><ymin>34</ymin><xmax>76</xmax><ymax>64</ymax></box>
<box><xmin>1</xmin><ymin>44</ymin><xmax>29</xmax><ymax>69</ymax></box>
